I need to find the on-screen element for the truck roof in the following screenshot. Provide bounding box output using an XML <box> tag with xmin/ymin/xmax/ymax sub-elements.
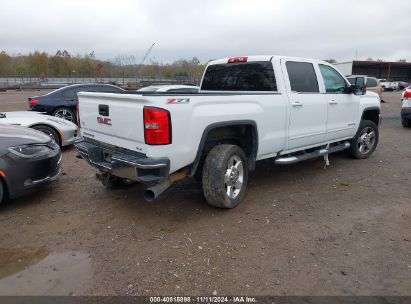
<box><xmin>207</xmin><ymin>55</ymin><xmax>324</xmax><ymax>66</ymax></box>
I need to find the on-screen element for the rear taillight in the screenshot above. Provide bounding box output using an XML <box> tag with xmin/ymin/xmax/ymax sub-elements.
<box><xmin>28</xmin><ymin>99</ymin><xmax>39</xmax><ymax>108</ymax></box>
<box><xmin>76</xmin><ymin>99</ymin><xmax>80</xmax><ymax>126</ymax></box>
<box><xmin>227</xmin><ymin>57</ymin><xmax>248</xmax><ymax>63</ymax></box>
<box><xmin>143</xmin><ymin>107</ymin><xmax>171</xmax><ymax>145</ymax></box>
<box><xmin>404</xmin><ymin>91</ymin><xmax>411</xmax><ymax>99</ymax></box>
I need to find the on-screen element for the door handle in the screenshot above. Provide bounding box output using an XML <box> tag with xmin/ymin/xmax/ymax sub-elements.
<box><xmin>291</xmin><ymin>101</ymin><xmax>303</xmax><ymax>107</ymax></box>
<box><xmin>329</xmin><ymin>100</ymin><xmax>338</xmax><ymax>105</ymax></box>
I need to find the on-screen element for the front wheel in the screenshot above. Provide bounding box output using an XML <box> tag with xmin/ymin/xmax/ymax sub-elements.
<box><xmin>348</xmin><ymin>120</ymin><xmax>379</xmax><ymax>159</ymax></box>
<box><xmin>31</xmin><ymin>125</ymin><xmax>61</xmax><ymax>146</ymax></box>
<box><xmin>202</xmin><ymin>144</ymin><xmax>248</xmax><ymax>208</ymax></box>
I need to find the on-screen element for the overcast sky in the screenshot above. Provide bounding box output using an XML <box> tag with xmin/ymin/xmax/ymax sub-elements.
<box><xmin>0</xmin><ymin>0</ymin><xmax>409</xmax><ymax>63</ymax></box>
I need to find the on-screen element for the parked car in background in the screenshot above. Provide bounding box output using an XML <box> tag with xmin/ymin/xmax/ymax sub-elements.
<box><xmin>0</xmin><ymin>124</ymin><xmax>61</xmax><ymax>203</ymax></box>
<box><xmin>28</xmin><ymin>84</ymin><xmax>125</xmax><ymax>124</ymax></box>
<box><xmin>398</xmin><ymin>81</ymin><xmax>409</xmax><ymax>90</ymax></box>
<box><xmin>401</xmin><ymin>85</ymin><xmax>411</xmax><ymax>128</ymax></box>
<box><xmin>347</xmin><ymin>76</ymin><xmax>383</xmax><ymax>100</ymax></box>
<box><xmin>0</xmin><ymin>111</ymin><xmax>77</xmax><ymax>146</ymax></box>
<box><xmin>378</xmin><ymin>79</ymin><xmax>399</xmax><ymax>91</ymax></box>
<box><xmin>137</xmin><ymin>85</ymin><xmax>200</xmax><ymax>93</ymax></box>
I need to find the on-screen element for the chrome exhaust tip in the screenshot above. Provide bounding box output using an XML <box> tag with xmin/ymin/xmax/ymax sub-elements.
<box><xmin>144</xmin><ymin>179</ymin><xmax>172</xmax><ymax>202</ymax></box>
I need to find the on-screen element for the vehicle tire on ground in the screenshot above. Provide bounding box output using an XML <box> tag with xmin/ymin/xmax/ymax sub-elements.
<box><xmin>0</xmin><ymin>179</ymin><xmax>4</xmax><ymax>203</ymax></box>
<box><xmin>53</xmin><ymin>107</ymin><xmax>76</xmax><ymax>123</ymax></box>
<box><xmin>401</xmin><ymin>118</ymin><xmax>411</xmax><ymax>128</ymax></box>
<box><xmin>202</xmin><ymin>144</ymin><xmax>248</xmax><ymax>208</ymax></box>
<box><xmin>348</xmin><ymin>120</ymin><xmax>379</xmax><ymax>159</ymax></box>
<box><xmin>31</xmin><ymin>125</ymin><xmax>61</xmax><ymax>146</ymax></box>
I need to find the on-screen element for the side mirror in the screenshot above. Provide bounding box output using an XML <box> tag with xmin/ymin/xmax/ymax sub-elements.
<box><xmin>354</xmin><ymin>77</ymin><xmax>366</xmax><ymax>95</ymax></box>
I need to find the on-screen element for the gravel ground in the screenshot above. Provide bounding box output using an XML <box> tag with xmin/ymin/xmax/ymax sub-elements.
<box><xmin>0</xmin><ymin>90</ymin><xmax>410</xmax><ymax>296</ymax></box>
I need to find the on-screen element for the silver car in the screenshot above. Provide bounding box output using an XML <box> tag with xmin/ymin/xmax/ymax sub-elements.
<box><xmin>0</xmin><ymin>111</ymin><xmax>78</xmax><ymax>146</ymax></box>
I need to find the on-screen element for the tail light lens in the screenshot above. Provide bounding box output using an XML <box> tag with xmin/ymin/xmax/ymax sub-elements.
<box><xmin>28</xmin><ymin>99</ymin><xmax>39</xmax><ymax>108</ymax></box>
<box><xmin>404</xmin><ymin>91</ymin><xmax>411</xmax><ymax>99</ymax></box>
<box><xmin>143</xmin><ymin>107</ymin><xmax>171</xmax><ymax>145</ymax></box>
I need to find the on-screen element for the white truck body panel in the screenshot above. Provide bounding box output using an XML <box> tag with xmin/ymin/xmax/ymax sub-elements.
<box><xmin>77</xmin><ymin>55</ymin><xmax>381</xmax><ymax>175</ymax></box>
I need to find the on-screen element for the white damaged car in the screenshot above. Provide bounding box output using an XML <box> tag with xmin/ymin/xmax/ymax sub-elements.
<box><xmin>0</xmin><ymin>111</ymin><xmax>78</xmax><ymax>146</ymax></box>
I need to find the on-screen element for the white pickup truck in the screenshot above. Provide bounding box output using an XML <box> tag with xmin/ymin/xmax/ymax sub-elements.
<box><xmin>378</xmin><ymin>79</ymin><xmax>399</xmax><ymax>91</ymax></box>
<box><xmin>75</xmin><ymin>55</ymin><xmax>381</xmax><ymax>208</ymax></box>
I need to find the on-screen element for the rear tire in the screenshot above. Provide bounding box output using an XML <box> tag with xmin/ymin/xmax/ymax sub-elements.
<box><xmin>202</xmin><ymin>144</ymin><xmax>248</xmax><ymax>208</ymax></box>
<box><xmin>53</xmin><ymin>107</ymin><xmax>76</xmax><ymax>123</ymax></box>
<box><xmin>0</xmin><ymin>180</ymin><xmax>4</xmax><ymax>204</ymax></box>
<box><xmin>348</xmin><ymin>120</ymin><xmax>379</xmax><ymax>159</ymax></box>
<box><xmin>402</xmin><ymin>118</ymin><xmax>411</xmax><ymax>128</ymax></box>
<box><xmin>31</xmin><ymin>125</ymin><xmax>61</xmax><ymax>146</ymax></box>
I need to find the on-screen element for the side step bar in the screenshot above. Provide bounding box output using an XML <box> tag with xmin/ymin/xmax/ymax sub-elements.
<box><xmin>275</xmin><ymin>142</ymin><xmax>350</xmax><ymax>165</ymax></box>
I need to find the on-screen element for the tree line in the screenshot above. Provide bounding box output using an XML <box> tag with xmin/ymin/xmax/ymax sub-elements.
<box><xmin>0</xmin><ymin>51</ymin><xmax>205</xmax><ymax>81</ymax></box>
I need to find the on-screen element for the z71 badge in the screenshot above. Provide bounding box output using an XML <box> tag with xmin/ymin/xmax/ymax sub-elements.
<box><xmin>167</xmin><ymin>98</ymin><xmax>190</xmax><ymax>104</ymax></box>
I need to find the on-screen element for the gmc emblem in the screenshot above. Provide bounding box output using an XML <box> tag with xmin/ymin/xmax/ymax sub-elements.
<box><xmin>97</xmin><ymin>117</ymin><xmax>112</xmax><ymax>125</ymax></box>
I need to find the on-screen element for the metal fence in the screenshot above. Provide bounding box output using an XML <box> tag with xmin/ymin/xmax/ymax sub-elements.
<box><xmin>0</xmin><ymin>76</ymin><xmax>201</xmax><ymax>89</ymax></box>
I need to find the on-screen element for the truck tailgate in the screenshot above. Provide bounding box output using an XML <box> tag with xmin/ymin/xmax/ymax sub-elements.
<box><xmin>78</xmin><ymin>92</ymin><xmax>149</xmax><ymax>153</ymax></box>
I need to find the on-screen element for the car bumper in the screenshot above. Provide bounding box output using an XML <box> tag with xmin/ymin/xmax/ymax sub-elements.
<box><xmin>3</xmin><ymin>146</ymin><xmax>62</xmax><ymax>199</ymax></box>
<box><xmin>401</xmin><ymin>108</ymin><xmax>411</xmax><ymax>119</ymax></box>
<box><xmin>61</xmin><ymin>128</ymin><xmax>79</xmax><ymax>146</ymax></box>
<box><xmin>74</xmin><ymin>139</ymin><xmax>170</xmax><ymax>184</ymax></box>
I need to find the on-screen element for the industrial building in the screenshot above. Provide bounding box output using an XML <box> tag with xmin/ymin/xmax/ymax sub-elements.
<box><xmin>334</xmin><ymin>60</ymin><xmax>411</xmax><ymax>81</ymax></box>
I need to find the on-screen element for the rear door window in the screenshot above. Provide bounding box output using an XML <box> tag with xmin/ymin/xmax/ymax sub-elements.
<box><xmin>96</xmin><ymin>85</ymin><xmax>122</xmax><ymax>93</ymax></box>
<box><xmin>201</xmin><ymin>61</ymin><xmax>277</xmax><ymax>91</ymax></box>
<box><xmin>366</xmin><ymin>78</ymin><xmax>378</xmax><ymax>87</ymax></box>
<box><xmin>286</xmin><ymin>62</ymin><xmax>319</xmax><ymax>93</ymax></box>
<box><xmin>62</xmin><ymin>88</ymin><xmax>76</xmax><ymax>99</ymax></box>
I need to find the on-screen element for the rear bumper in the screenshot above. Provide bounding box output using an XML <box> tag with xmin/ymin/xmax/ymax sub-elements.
<box><xmin>74</xmin><ymin>139</ymin><xmax>170</xmax><ymax>184</ymax></box>
<box><xmin>61</xmin><ymin>128</ymin><xmax>79</xmax><ymax>146</ymax></box>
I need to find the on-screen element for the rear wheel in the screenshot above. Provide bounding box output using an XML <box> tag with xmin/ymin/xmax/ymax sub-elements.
<box><xmin>53</xmin><ymin>107</ymin><xmax>76</xmax><ymax>123</ymax></box>
<box><xmin>0</xmin><ymin>180</ymin><xmax>4</xmax><ymax>203</ymax></box>
<box><xmin>202</xmin><ymin>144</ymin><xmax>248</xmax><ymax>208</ymax></box>
<box><xmin>402</xmin><ymin>118</ymin><xmax>411</xmax><ymax>128</ymax></box>
<box><xmin>31</xmin><ymin>125</ymin><xmax>61</xmax><ymax>146</ymax></box>
<box><xmin>348</xmin><ymin>120</ymin><xmax>379</xmax><ymax>159</ymax></box>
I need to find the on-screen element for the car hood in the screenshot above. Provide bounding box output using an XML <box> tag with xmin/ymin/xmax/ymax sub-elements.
<box><xmin>0</xmin><ymin>111</ymin><xmax>77</xmax><ymax>128</ymax></box>
<box><xmin>0</xmin><ymin>124</ymin><xmax>51</xmax><ymax>149</ymax></box>
<box><xmin>1</xmin><ymin>111</ymin><xmax>43</xmax><ymax>118</ymax></box>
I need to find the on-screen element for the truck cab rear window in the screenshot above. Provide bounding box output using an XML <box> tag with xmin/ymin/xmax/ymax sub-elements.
<box><xmin>201</xmin><ymin>62</ymin><xmax>277</xmax><ymax>91</ymax></box>
<box><xmin>286</xmin><ymin>61</ymin><xmax>319</xmax><ymax>93</ymax></box>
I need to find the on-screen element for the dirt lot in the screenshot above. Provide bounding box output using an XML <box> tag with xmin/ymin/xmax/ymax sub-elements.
<box><xmin>0</xmin><ymin>90</ymin><xmax>410</xmax><ymax>296</ymax></box>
